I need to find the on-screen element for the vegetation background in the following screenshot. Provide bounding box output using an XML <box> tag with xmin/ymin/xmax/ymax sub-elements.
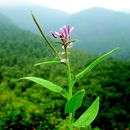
<box><xmin>0</xmin><ymin>7</ymin><xmax>130</xmax><ymax>130</ymax></box>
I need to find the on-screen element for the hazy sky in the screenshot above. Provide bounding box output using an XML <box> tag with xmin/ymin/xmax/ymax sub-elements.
<box><xmin>0</xmin><ymin>0</ymin><xmax>130</xmax><ymax>13</ymax></box>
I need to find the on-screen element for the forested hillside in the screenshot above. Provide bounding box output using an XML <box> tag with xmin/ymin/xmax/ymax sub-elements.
<box><xmin>0</xmin><ymin>7</ymin><xmax>130</xmax><ymax>59</ymax></box>
<box><xmin>0</xmin><ymin>13</ymin><xmax>130</xmax><ymax>129</ymax></box>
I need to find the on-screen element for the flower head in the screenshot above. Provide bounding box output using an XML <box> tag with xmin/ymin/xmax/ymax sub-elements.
<box><xmin>51</xmin><ymin>25</ymin><xmax>74</xmax><ymax>44</ymax></box>
<box><xmin>51</xmin><ymin>25</ymin><xmax>77</xmax><ymax>62</ymax></box>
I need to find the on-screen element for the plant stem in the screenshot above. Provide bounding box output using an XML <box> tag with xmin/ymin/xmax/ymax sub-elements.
<box><xmin>66</xmin><ymin>50</ymin><xmax>74</xmax><ymax>130</ymax></box>
<box><xmin>67</xmin><ymin>62</ymin><xmax>74</xmax><ymax>130</ymax></box>
<box><xmin>67</xmin><ymin>62</ymin><xmax>73</xmax><ymax>96</ymax></box>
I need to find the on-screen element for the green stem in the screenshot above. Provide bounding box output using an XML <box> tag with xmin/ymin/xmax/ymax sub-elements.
<box><xmin>67</xmin><ymin>62</ymin><xmax>73</xmax><ymax>96</ymax></box>
<box><xmin>66</xmin><ymin>50</ymin><xmax>74</xmax><ymax>130</ymax></box>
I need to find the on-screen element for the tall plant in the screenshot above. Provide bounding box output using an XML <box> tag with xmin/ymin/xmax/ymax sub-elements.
<box><xmin>20</xmin><ymin>13</ymin><xmax>119</xmax><ymax>130</ymax></box>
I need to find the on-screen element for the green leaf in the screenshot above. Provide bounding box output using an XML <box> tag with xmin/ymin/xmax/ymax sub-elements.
<box><xmin>34</xmin><ymin>61</ymin><xmax>62</xmax><ymax>67</ymax></box>
<box><xmin>65</xmin><ymin>89</ymin><xmax>85</xmax><ymax>113</ymax></box>
<box><xmin>74</xmin><ymin>97</ymin><xmax>99</xmax><ymax>128</ymax></box>
<box><xmin>70</xmin><ymin>39</ymin><xmax>79</xmax><ymax>43</ymax></box>
<box><xmin>66</xmin><ymin>39</ymin><xmax>79</xmax><ymax>46</ymax></box>
<box><xmin>31</xmin><ymin>13</ymin><xmax>58</xmax><ymax>57</ymax></box>
<box><xmin>54</xmin><ymin>41</ymin><xmax>63</xmax><ymax>44</ymax></box>
<box><xmin>20</xmin><ymin>77</ymin><xmax>63</xmax><ymax>93</ymax></box>
<box><xmin>75</xmin><ymin>48</ymin><xmax>119</xmax><ymax>81</ymax></box>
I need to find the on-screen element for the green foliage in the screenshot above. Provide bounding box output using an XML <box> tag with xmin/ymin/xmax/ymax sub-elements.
<box><xmin>0</xmin><ymin>17</ymin><xmax>130</xmax><ymax>129</ymax></box>
<box><xmin>74</xmin><ymin>97</ymin><xmax>99</xmax><ymax>128</ymax></box>
<box><xmin>35</xmin><ymin>60</ymin><xmax>62</xmax><ymax>67</ymax></box>
<box><xmin>65</xmin><ymin>89</ymin><xmax>85</xmax><ymax>113</ymax></box>
<box><xmin>75</xmin><ymin>48</ymin><xmax>119</xmax><ymax>81</ymax></box>
<box><xmin>28</xmin><ymin>19</ymin><xmax>102</xmax><ymax>130</ymax></box>
<box><xmin>20</xmin><ymin>77</ymin><xmax>63</xmax><ymax>93</ymax></box>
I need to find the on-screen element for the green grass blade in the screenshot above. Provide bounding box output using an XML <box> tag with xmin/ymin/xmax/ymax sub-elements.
<box><xmin>20</xmin><ymin>77</ymin><xmax>63</xmax><ymax>93</ymax></box>
<box><xmin>74</xmin><ymin>97</ymin><xmax>99</xmax><ymax>128</ymax></box>
<box><xmin>65</xmin><ymin>89</ymin><xmax>85</xmax><ymax>113</ymax></box>
<box><xmin>31</xmin><ymin>13</ymin><xmax>58</xmax><ymax>56</ymax></box>
<box><xmin>34</xmin><ymin>61</ymin><xmax>62</xmax><ymax>67</ymax></box>
<box><xmin>75</xmin><ymin>48</ymin><xmax>119</xmax><ymax>81</ymax></box>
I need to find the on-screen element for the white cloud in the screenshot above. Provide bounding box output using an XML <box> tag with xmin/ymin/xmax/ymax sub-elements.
<box><xmin>0</xmin><ymin>0</ymin><xmax>130</xmax><ymax>13</ymax></box>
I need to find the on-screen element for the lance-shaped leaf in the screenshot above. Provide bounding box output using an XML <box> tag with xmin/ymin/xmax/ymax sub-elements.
<box><xmin>20</xmin><ymin>77</ymin><xmax>70</xmax><ymax>99</ymax></box>
<box><xmin>65</xmin><ymin>89</ymin><xmax>85</xmax><ymax>113</ymax></box>
<box><xmin>20</xmin><ymin>77</ymin><xmax>63</xmax><ymax>93</ymax></box>
<box><xmin>31</xmin><ymin>13</ymin><xmax>58</xmax><ymax>57</ymax></box>
<box><xmin>66</xmin><ymin>39</ymin><xmax>79</xmax><ymax>46</ymax></box>
<box><xmin>75</xmin><ymin>48</ymin><xmax>119</xmax><ymax>81</ymax></box>
<box><xmin>74</xmin><ymin>97</ymin><xmax>99</xmax><ymax>128</ymax></box>
<box><xmin>34</xmin><ymin>61</ymin><xmax>62</xmax><ymax>67</ymax></box>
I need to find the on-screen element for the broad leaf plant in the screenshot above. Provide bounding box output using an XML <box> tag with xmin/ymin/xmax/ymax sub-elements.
<box><xmin>20</xmin><ymin>13</ymin><xmax>119</xmax><ymax>130</ymax></box>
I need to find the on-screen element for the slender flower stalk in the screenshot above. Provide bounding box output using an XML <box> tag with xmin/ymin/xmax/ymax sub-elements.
<box><xmin>67</xmin><ymin>60</ymin><xmax>74</xmax><ymax>130</ymax></box>
<box><xmin>51</xmin><ymin>25</ymin><xmax>76</xmax><ymax>129</ymax></box>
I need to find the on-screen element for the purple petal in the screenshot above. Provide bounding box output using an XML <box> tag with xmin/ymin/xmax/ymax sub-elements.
<box><xmin>63</xmin><ymin>28</ymin><xmax>67</xmax><ymax>38</ymax></box>
<box><xmin>51</xmin><ymin>31</ymin><xmax>57</xmax><ymax>38</ymax></box>
<box><xmin>55</xmin><ymin>31</ymin><xmax>61</xmax><ymax>36</ymax></box>
<box><xmin>64</xmin><ymin>25</ymin><xmax>70</xmax><ymax>38</ymax></box>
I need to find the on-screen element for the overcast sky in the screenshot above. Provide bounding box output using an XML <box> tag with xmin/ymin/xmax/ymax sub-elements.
<box><xmin>0</xmin><ymin>0</ymin><xmax>130</xmax><ymax>13</ymax></box>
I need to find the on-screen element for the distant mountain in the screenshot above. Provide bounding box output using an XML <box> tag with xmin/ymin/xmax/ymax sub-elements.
<box><xmin>0</xmin><ymin>7</ymin><xmax>130</xmax><ymax>59</ymax></box>
<box><xmin>0</xmin><ymin>6</ymin><xmax>70</xmax><ymax>34</ymax></box>
<box><xmin>71</xmin><ymin>8</ymin><xmax>130</xmax><ymax>59</ymax></box>
<box><xmin>0</xmin><ymin>13</ymin><xmax>50</xmax><ymax>66</ymax></box>
<box><xmin>0</xmin><ymin>12</ymin><xmax>13</xmax><ymax>25</ymax></box>
<box><xmin>0</xmin><ymin>12</ymin><xmax>19</xmax><ymax>37</ymax></box>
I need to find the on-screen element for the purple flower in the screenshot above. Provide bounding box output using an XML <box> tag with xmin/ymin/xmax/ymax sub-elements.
<box><xmin>51</xmin><ymin>25</ymin><xmax>74</xmax><ymax>44</ymax></box>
